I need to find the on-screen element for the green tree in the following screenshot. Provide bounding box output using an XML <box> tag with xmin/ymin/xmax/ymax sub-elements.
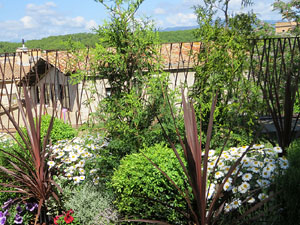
<box><xmin>192</xmin><ymin>5</ymin><xmax>263</xmax><ymax>148</ymax></box>
<box><xmin>85</xmin><ymin>0</ymin><xmax>181</xmax><ymax>157</ymax></box>
<box><xmin>92</xmin><ymin>0</ymin><xmax>161</xmax><ymax>97</ymax></box>
<box><xmin>194</xmin><ymin>0</ymin><xmax>253</xmax><ymax>26</ymax></box>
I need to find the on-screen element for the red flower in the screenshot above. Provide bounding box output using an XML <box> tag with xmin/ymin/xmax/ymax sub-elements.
<box><xmin>64</xmin><ymin>213</ymin><xmax>74</xmax><ymax>224</ymax></box>
<box><xmin>67</xmin><ymin>209</ymin><xmax>74</xmax><ymax>214</ymax></box>
<box><xmin>54</xmin><ymin>215</ymin><xmax>62</xmax><ymax>225</ymax></box>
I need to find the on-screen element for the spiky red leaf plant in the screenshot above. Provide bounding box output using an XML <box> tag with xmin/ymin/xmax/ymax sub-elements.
<box><xmin>0</xmin><ymin>84</ymin><xmax>61</xmax><ymax>225</ymax></box>
<box><xmin>127</xmin><ymin>91</ymin><xmax>277</xmax><ymax>225</ymax></box>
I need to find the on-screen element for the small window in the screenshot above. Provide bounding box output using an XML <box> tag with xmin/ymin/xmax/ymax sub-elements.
<box><xmin>59</xmin><ymin>84</ymin><xmax>70</xmax><ymax>109</ymax></box>
<box><xmin>44</xmin><ymin>84</ymin><xmax>50</xmax><ymax>105</ymax></box>
<box><xmin>36</xmin><ymin>86</ymin><xmax>40</xmax><ymax>104</ymax></box>
<box><xmin>106</xmin><ymin>87</ymin><xmax>112</xmax><ymax>97</ymax></box>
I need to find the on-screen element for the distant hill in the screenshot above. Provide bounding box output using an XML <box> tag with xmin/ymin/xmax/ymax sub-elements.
<box><xmin>0</xmin><ymin>20</ymin><xmax>278</xmax><ymax>54</ymax></box>
<box><xmin>162</xmin><ymin>26</ymin><xmax>199</xmax><ymax>32</ymax></box>
<box><xmin>0</xmin><ymin>29</ymin><xmax>199</xmax><ymax>54</ymax></box>
<box><xmin>264</xmin><ymin>20</ymin><xmax>278</xmax><ymax>25</ymax></box>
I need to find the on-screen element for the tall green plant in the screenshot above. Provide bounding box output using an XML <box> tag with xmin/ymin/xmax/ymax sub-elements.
<box><xmin>80</xmin><ymin>0</ymin><xmax>177</xmax><ymax>156</ymax></box>
<box><xmin>0</xmin><ymin>85</ymin><xmax>60</xmax><ymax>225</ymax></box>
<box><xmin>91</xmin><ymin>0</ymin><xmax>161</xmax><ymax>97</ymax></box>
<box><xmin>192</xmin><ymin>9</ymin><xmax>263</xmax><ymax>148</ymax></box>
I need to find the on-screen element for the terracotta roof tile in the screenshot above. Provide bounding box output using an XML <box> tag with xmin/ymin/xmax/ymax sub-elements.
<box><xmin>0</xmin><ymin>42</ymin><xmax>201</xmax><ymax>80</ymax></box>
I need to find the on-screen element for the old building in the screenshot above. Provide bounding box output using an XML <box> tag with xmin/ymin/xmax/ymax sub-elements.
<box><xmin>275</xmin><ymin>21</ymin><xmax>298</xmax><ymax>33</ymax></box>
<box><xmin>0</xmin><ymin>42</ymin><xmax>201</xmax><ymax>130</ymax></box>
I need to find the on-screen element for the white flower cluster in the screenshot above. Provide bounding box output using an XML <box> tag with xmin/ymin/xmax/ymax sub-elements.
<box><xmin>47</xmin><ymin>134</ymin><xmax>107</xmax><ymax>185</ymax></box>
<box><xmin>206</xmin><ymin>144</ymin><xmax>288</xmax><ymax>213</ymax></box>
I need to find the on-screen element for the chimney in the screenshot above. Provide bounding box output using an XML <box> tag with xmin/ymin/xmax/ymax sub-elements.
<box><xmin>16</xmin><ymin>39</ymin><xmax>29</xmax><ymax>66</ymax></box>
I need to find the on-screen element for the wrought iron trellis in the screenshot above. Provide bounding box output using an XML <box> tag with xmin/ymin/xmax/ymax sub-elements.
<box><xmin>1</xmin><ymin>37</ymin><xmax>298</xmax><ymax>151</ymax></box>
<box><xmin>0</xmin><ymin>42</ymin><xmax>199</xmax><ymax>131</ymax></box>
<box><xmin>248</xmin><ymin>36</ymin><xmax>300</xmax><ymax>150</ymax></box>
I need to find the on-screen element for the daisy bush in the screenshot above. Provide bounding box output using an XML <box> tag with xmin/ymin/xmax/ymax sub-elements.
<box><xmin>206</xmin><ymin>144</ymin><xmax>288</xmax><ymax>215</ymax></box>
<box><xmin>47</xmin><ymin>133</ymin><xmax>108</xmax><ymax>186</ymax></box>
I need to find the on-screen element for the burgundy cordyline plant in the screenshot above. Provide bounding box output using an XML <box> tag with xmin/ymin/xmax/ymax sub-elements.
<box><xmin>127</xmin><ymin>91</ymin><xmax>276</xmax><ymax>225</ymax></box>
<box><xmin>0</xmin><ymin>84</ymin><xmax>61</xmax><ymax>225</ymax></box>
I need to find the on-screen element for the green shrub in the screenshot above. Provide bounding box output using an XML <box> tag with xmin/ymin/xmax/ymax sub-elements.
<box><xmin>273</xmin><ymin>138</ymin><xmax>300</xmax><ymax>225</ymax></box>
<box><xmin>111</xmin><ymin>143</ymin><xmax>190</xmax><ymax>224</ymax></box>
<box><xmin>0</xmin><ymin>133</ymin><xmax>19</xmax><ymax>204</ymax></box>
<box><xmin>39</xmin><ymin>115</ymin><xmax>77</xmax><ymax>143</ymax></box>
<box><xmin>16</xmin><ymin>115</ymin><xmax>77</xmax><ymax>147</ymax></box>
<box><xmin>62</xmin><ymin>183</ymin><xmax>118</xmax><ymax>225</ymax></box>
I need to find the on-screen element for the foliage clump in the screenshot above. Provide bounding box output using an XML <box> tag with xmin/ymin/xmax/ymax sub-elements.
<box><xmin>272</xmin><ymin>138</ymin><xmax>300</xmax><ymax>224</ymax></box>
<box><xmin>111</xmin><ymin>143</ymin><xmax>189</xmax><ymax>224</ymax></box>
<box><xmin>62</xmin><ymin>183</ymin><xmax>118</xmax><ymax>225</ymax></box>
<box><xmin>16</xmin><ymin>115</ymin><xmax>77</xmax><ymax>148</ymax></box>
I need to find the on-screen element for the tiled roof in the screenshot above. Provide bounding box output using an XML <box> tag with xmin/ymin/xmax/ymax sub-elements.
<box><xmin>0</xmin><ymin>58</ymin><xmax>31</xmax><ymax>81</ymax></box>
<box><xmin>160</xmin><ymin>42</ymin><xmax>201</xmax><ymax>70</ymax></box>
<box><xmin>0</xmin><ymin>42</ymin><xmax>201</xmax><ymax>80</ymax></box>
<box><xmin>41</xmin><ymin>50</ymin><xmax>90</xmax><ymax>74</ymax></box>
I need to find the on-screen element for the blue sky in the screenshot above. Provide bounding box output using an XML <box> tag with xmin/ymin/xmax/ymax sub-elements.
<box><xmin>0</xmin><ymin>0</ymin><xmax>283</xmax><ymax>42</ymax></box>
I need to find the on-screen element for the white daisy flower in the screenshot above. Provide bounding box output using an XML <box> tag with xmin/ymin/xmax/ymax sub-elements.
<box><xmin>232</xmin><ymin>187</ymin><xmax>238</xmax><ymax>194</ymax></box>
<box><xmin>47</xmin><ymin>161</ymin><xmax>55</xmax><ymax>169</ymax></box>
<box><xmin>242</xmin><ymin>160</ymin><xmax>251</xmax><ymax>168</ymax></box>
<box><xmin>238</xmin><ymin>182</ymin><xmax>250</xmax><ymax>194</ymax></box>
<box><xmin>208</xmin><ymin>160</ymin><xmax>217</xmax><ymax>169</ymax></box>
<box><xmin>52</xmin><ymin>148</ymin><xmax>61</xmax><ymax>154</ymax></box>
<box><xmin>218</xmin><ymin>161</ymin><xmax>225</xmax><ymax>168</ymax></box>
<box><xmin>63</xmin><ymin>145</ymin><xmax>73</xmax><ymax>152</ymax></box>
<box><xmin>242</xmin><ymin>173</ymin><xmax>252</xmax><ymax>181</ymax></box>
<box><xmin>264</xmin><ymin>158</ymin><xmax>271</xmax><ymax>163</ymax></box>
<box><xmin>263</xmin><ymin>166</ymin><xmax>274</xmax><ymax>174</ymax></box>
<box><xmin>261</xmin><ymin>179</ymin><xmax>271</xmax><ymax>187</ymax></box>
<box><xmin>240</xmin><ymin>146</ymin><xmax>249</xmax><ymax>152</ymax></box>
<box><xmin>247</xmin><ymin>197</ymin><xmax>255</xmax><ymax>203</ymax></box>
<box><xmin>90</xmin><ymin>169</ymin><xmax>97</xmax><ymax>174</ymax></box>
<box><xmin>224</xmin><ymin>203</ymin><xmax>232</xmax><ymax>212</ymax></box>
<box><xmin>231</xmin><ymin>199</ymin><xmax>241</xmax><ymax>209</ymax></box>
<box><xmin>257</xmin><ymin>179</ymin><xmax>270</xmax><ymax>187</ymax></box>
<box><xmin>208</xmin><ymin>150</ymin><xmax>216</xmax><ymax>157</ymax></box>
<box><xmin>81</xmin><ymin>152</ymin><xmax>89</xmax><ymax>158</ymax></box>
<box><xmin>69</xmin><ymin>153</ymin><xmax>79</xmax><ymax>162</ymax></box>
<box><xmin>223</xmin><ymin>181</ymin><xmax>232</xmax><ymax>191</ymax></box>
<box><xmin>252</xmin><ymin>144</ymin><xmax>264</xmax><ymax>149</ymax></box>
<box><xmin>222</xmin><ymin>166</ymin><xmax>230</xmax><ymax>174</ymax></box>
<box><xmin>79</xmin><ymin>168</ymin><xmax>85</xmax><ymax>175</ymax></box>
<box><xmin>73</xmin><ymin>176</ymin><xmax>81</xmax><ymax>184</ymax></box>
<box><xmin>78</xmin><ymin>148</ymin><xmax>86</xmax><ymax>155</ymax></box>
<box><xmin>253</xmin><ymin>161</ymin><xmax>260</xmax><ymax>167</ymax></box>
<box><xmin>65</xmin><ymin>173</ymin><xmax>73</xmax><ymax>180</ymax></box>
<box><xmin>251</xmin><ymin>167</ymin><xmax>260</xmax><ymax>173</ymax></box>
<box><xmin>215</xmin><ymin>171</ymin><xmax>224</xmax><ymax>179</ymax></box>
<box><xmin>93</xmin><ymin>178</ymin><xmax>99</xmax><ymax>185</ymax></box>
<box><xmin>273</xmin><ymin>146</ymin><xmax>282</xmax><ymax>153</ymax></box>
<box><xmin>262</xmin><ymin>170</ymin><xmax>271</xmax><ymax>178</ymax></box>
<box><xmin>279</xmin><ymin>158</ymin><xmax>289</xmax><ymax>169</ymax></box>
<box><xmin>258</xmin><ymin>193</ymin><xmax>268</xmax><ymax>201</ymax></box>
<box><xmin>55</xmin><ymin>151</ymin><xmax>65</xmax><ymax>159</ymax></box>
<box><xmin>77</xmin><ymin>160</ymin><xmax>85</xmax><ymax>167</ymax></box>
